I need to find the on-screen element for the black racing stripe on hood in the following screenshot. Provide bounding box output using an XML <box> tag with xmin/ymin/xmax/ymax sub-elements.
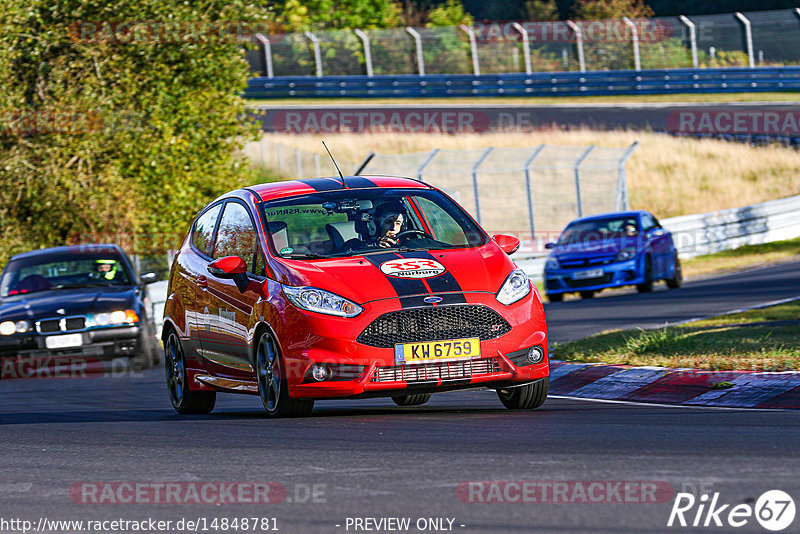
<box><xmin>363</xmin><ymin>253</ymin><xmax>429</xmax><ymax>306</ymax></box>
<box><xmin>396</xmin><ymin>251</ymin><xmax>466</xmax><ymax>301</ymax></box>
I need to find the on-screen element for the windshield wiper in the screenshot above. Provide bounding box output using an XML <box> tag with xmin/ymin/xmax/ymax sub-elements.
<box><xmin>52</xmin><ymin>282</ymin><xmax>114</xmax><ymax>289</ymax></box>
<box><xmin>280</xmin><ymin>253</ymin><xmax>324</xmax><ymax>259</ymax></box>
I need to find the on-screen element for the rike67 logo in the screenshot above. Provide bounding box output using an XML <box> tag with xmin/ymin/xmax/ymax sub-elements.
<box><xmin>379</xmin><ymin>259</ymin><xmax>445</xmax><ymax>279</ymax></box>
<box><xmin>668</xmin><ymin>490</ymin><xmax>795</xmax><ymax>531</ymax></box>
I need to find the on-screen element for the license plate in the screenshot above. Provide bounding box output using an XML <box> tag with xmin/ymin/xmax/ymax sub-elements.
<box><xmin>573</xmin><ymin>268</ymin><xmax>604</xmax><ymax>280</ymax></box>
<box><xmin>45</xmin><ymin>333</ymin><xmax>83</xmax><ymax>349</ymax></box>
<box><xmin>395</xmin><ymin>338</ymin><xmax>480</xmax><ymax>365</ymax></box>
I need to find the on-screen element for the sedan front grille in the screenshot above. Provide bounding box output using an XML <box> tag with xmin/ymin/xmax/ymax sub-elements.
<box><xmin>371</xmin><ymin>358</ymin><xmax>500</xmax><ymax>383</ymax></box>
<box><xmin>36</xmin><ymin>316</ymin><xmax>87</xmax><ymax>334</ymax></box>
<box><xmin>565</xmin><ymin>274</ymin><xmax>613</xmax><ymax>288</ymax></box>
<box><xmin>357</xmin><ymin>305</ymin><xmax>511</xmax><ymax>348</ymax></box>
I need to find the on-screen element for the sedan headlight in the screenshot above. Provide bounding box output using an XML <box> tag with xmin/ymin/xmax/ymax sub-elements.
<box><xmin>496</xmin><ymin>269</ymin><xmax>531</xmax><ymax>306</ymax></box>
<box><xmin>544</xmin><ymin>256</ymin><xmax>560</xmax><ymax>271</ymax></box>
<box><xmin>283</xmin><ymin>286</ymin><xmax>363</xmax><ymax>318</ymax></box>
<box><xmin>0</xmin><ymin>320</ymin><xmax>29</xmax><ymax>335</ymax></box>
<box><xmin>615</xmin><ymin>248</ymin><xmax>637</xmax><ymax>262</ymax></box>
<box><xmin>90</xmin><ymin>310</ymin><xmax>139</xmax><ymax>327</ymax></box>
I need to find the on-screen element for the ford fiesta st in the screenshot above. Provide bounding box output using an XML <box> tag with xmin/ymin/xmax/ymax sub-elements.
<box><xmin>543</xmin><ymin>210</ymin><xmax>682</xmax><ymax>302</ymax></box>
<box><xmin>162</xmin><ymin>176</ymin><xmax>549</xmax><ymax>417</ymax></box>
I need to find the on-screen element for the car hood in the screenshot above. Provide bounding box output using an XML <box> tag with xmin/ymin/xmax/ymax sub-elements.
<box><xmin>551</xmin><ymin>236</ymin><xmax>641</xmax><ymax>258</ymax></box>
<box><xmin>0</xmin><ymin>287</ymin><xmax>138</xmax><ymax>322</ymax></box>
<box><xmin>271</xmin><ymin>244</ymin><xmax>514</xmax><ymax>304</ymax></box>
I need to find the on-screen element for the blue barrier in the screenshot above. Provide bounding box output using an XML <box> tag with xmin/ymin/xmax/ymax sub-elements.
<box><xmin>245</xmin><ymin>67</ymin><xmax>800</xmax><ymax>99</ymax></box>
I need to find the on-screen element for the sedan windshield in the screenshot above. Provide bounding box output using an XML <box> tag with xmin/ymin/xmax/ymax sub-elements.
<box><xmin>558</xmin><ymin>216</ymin><xmax>640</xmax><ymax>245</ymax></box>
<box><xmin>260</xmin><ymin>188</ymin><xmax>487</xmax><ymax>259</ymax></box>
<box><xmin>0</xmin><ymin>252</ymin><xmax>132</xmax><ymax>297</ymax></box>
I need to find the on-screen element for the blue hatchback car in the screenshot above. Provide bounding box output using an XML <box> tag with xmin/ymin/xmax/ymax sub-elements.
<box><xmin>543</xmin><ymin>210</ymin><xmax>682</xmax><ymax>302</ymax></box>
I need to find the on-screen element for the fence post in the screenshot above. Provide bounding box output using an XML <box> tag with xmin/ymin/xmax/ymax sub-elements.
<box><xmin>277</xmin><ymin>143</ymin><xmax>285</xmax><ymax>172</ymax></box>
<box><xmin>471</xmin><ymin>148</ymin><xmax>493</xmax><ymax>223</ymax></box>
<box><xmin>511</xmin><ymin>23</ymin><xmax>532</xmax><ymax>74</ymax></box>
<box><xmin>523</xmin><ymin>145</ymin><xmax>546</xmax><ymax>240</ymax></box>
<box><xmin>415</xmin><ymin>149</ymin><xmax>439</xmax><ymax>180</ymax></box>
<box><xmin>405</xmin><ymin>27</ymin><xmax>426</xmax><ymax>76</ymax></box>
<box><xmin>622</xmin><ymin>17</ymin><xmax>641</xmax><ymax>71</ymax></box>
<box><xmin>678</xmin><ymin>16</ymin><xmax>698</xmax><ymax>68</ymax></box>
<box><xmin>304</xmin><ymin>31</ymin><xmax>323</xmax><ymax>77</ymax></box>
<box><xmin>566</xmin><ymin>21</ymin><xmax>586</xmax><ymax>72</ymax></box>
<box><xmin>573</xmin><ymin>146</ymin><xmax>594</xmax><ymax>217</ymax></box>
<box><xmin>314</xmin><ymin>153</ymin><xmax>321</xmax><ymax>177</ymax></box>
<box><xmin>615</xmin><ymin>142</ymin><xmax>638</xmax><ymax>211</ymax></box>
<box><xmin>255</xmin><ymin>33</ymin><xmax>274</xmax><ymax>78</ymax></box>
<box><xmin>459</xmin><ymin>24</ymin><xmax>481</xmax><ymax>76</ymax></box>
<box><xmin>734</xmin><ymin>12</ymin><xmax>755</xmax><ymax>68</ymax></box>
<box><xmin>296</xmin><ymin>148</ymin><xmax>303</xmax><ymax>177</ymax></box>
<box><xmin>354</xmin><ymin>29</ymin><xmax>374</xmax><ymax>77</ymax></box>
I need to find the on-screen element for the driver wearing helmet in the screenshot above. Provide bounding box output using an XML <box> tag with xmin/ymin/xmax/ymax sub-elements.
<box><xmin>371</xmin><ymin>201</ymin><xmax>407</xmax><ymax>249</ymax></box>
<box><xmin>93</xmin><ymin>259</ymin><xmax>118</xmax><ymax>281</ymax></box>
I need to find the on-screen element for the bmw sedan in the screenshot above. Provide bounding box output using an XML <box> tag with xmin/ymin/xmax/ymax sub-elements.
<box><xmin>162</xmin><ymin>176</ymin><xmax>550</xmax><ymax>417</ymax></box>
<box><xmin>0</xmin><ymin>244</ymin><xmax>161</xmax><ymax>372</ymax></box>
<box><xmin>543</xmin><ymin>210</ymin><xmax>682</xmax><ymax>302</ymax></box>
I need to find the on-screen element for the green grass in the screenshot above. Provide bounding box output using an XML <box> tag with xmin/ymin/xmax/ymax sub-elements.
<box><xmin>682</xmin><ymin>236</ymin><xmax>800</xmax><ymax>279</ymax></box>
<box><xmin>247</xmin><ymin>92</ymin><xmax>800</xmax><ymax>107</ymax></box>
<box><xmin>552</xmin><ymin>300</ymin><xmax>800</xmax><ymax>371</ymax></box>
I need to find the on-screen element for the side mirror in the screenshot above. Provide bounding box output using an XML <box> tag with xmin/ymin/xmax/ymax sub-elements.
<box><xmin>492</xmin><ymin>234</ymin><xmax>520</xmax><ymax>255</ymax></box>
<box><xmin>140</xmin><ymin>272</ymin><xmax>158</xmax><ymax>285</ymax></box>
<box><xmin>208</xmin><ymin>256</ymin><xmax>247</xmax><ymax>278</ymax></box>
<box><xmin>544</xmin><ymin>242</ymin><xmax>556</xmax><ymax>250</ymax></box>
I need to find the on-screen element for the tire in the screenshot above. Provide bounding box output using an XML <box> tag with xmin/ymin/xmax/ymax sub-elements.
<box><xmin>256</xmin><ymin>331</ymin><xmax>314</xmax><ymax>418</ymax></box>
<box><xmin>546</xmin><ymin>293</ymin><xmax>563</xmax><ymax>303</ymax></box>
<box><xmin>164</xmin><ymin>331</ymin><xmax>216</xmax><ymax>414</ymax></box>
<box><xmin>579</xmin><ymin>290</ymin><xmax>595</xmax><ymax>299</ymax></box>
<box><xmin>497</xmin><ymin>377</ymin><xmax>549</xmax><ymax>410</ymax></box>
<box><xmin>666</xmin><ymin>254</ymin><xmax>683</xmax><ymax>289</ymax></box>
<box><xmin>392</xmin><ymin>393</ymin><xmax>432</xmax><ymax>406</ymax></box>
<box><xmin>636</xmin><ymin>256</ymin><xmax>654</xmax><ymax>293</ymax></box>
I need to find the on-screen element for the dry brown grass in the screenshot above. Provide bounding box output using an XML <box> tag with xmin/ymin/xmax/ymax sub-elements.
<box><xmin>255</xmin><ymin>130</ymin><xmax>800</xmax><ymax>218</ymax></box>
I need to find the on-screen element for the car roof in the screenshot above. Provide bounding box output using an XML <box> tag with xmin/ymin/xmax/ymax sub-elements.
<box><xmin>568</xmin><ymin>210</ymin><xmax>650</xmax><ymax>224</ymax></box>
<box><xmin>9</xmin><ymin>244</ymin><xmax>126</xmax><ymax>262</ymax></box>
<box><xmin>244</xmin><ymin>176</ymin><xmax>432</xmax><ymax>202</ymax></box>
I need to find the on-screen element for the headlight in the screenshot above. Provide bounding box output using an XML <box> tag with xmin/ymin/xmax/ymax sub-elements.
<box><xmin>90</xmin><ymin>310</ymin><xmax>139</xmax><ymax>327</ymax></box>
<box><xmin>496</xmin><ymin>269</ymin><xmax>531</xmax><ymax>306</ymax></box>
<box><xmin>615</xmin><ymin>248</ymin><xmax>637</xmax><ymax>262</ymax></box>
<box><xmin>0</xmin><ymin>321</ymin><xmax>16</xmax><ymax>335</ymax></box>
<box><xmin>15</xmin><ymin>320</ymin><xmax>31</xmax><ymax>333</ymax></box>
<box><xmin>544</xmin><ymin>256</ymin><xmax>560</xmax><ymax>271</ymax></box>
<box><xmin>283</xmin><ymin>286</ymin><xmax>363</xmax><ymax>318</ymax></box>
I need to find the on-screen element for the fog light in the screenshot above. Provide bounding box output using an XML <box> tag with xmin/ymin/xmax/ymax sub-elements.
<box><xmin>311</xmin><ymin>363</ymin><xmax>330</xmax><ymax>382</ymax></box>
<box><xmin>527</xmin><ymin>346</ymin><xmax>544</xmax><ymax>364</ymax></box>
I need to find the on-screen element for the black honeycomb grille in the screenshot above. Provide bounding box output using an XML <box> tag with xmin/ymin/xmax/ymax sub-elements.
<box><xmin>357</xmin><ymin>305</ymin><xmax>511</xmax><ymax>348</ymax></box>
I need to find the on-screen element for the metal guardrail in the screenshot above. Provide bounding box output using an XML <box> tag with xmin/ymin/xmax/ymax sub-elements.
<box><xmin>244</xmin><ymin>66</ymin><xmax>800</xmax><ymax>99</ymax></box>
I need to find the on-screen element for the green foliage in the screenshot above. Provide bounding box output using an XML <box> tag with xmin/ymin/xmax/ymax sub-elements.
<box><xmin>572</xmin><ymin>0</ymin><xmax>654</xmax><ymax>19</ymax></box>
<box><xmin>426</xmin><ymin>0</ymin><xmax>473</xmax><ymax>27</ymax></box>
<box><xmin>523</xmin><ymin>0</ymin><xmax>560</xmax><ymax>21</ymax></box>
<box><xmin>277</xmin><ymin>0</ymin><xmax>403</xmax><ymax>32</ymax></box>
<box><xmin>0</xmin><ymin>0</ymin><xmax>272</xmax><ymax>265</ymax></box>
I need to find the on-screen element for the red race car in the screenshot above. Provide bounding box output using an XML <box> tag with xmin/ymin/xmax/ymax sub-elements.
<box><xmin>162</xmin><ymin>176</ymin><xmax>549</xmax><ymax>417</ymax></box>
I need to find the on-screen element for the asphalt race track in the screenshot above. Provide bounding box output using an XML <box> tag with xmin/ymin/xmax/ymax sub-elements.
<box><xmin>2</xmin><ymin>260</ymin><xmax>800</xmax><ymax>533</ymax></box>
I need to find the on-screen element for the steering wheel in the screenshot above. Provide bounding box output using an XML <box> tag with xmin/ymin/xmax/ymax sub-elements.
<box><xmin>395</xmin><ymin>229</ymin><xmax>434</xmax><ymax>241</ymax></box>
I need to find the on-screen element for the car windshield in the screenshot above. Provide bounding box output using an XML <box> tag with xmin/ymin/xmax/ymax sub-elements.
<box><xmin>0</xmin><ymin>252</ymin><xmax>133</xmax><ymax>297</ymax></box>
<box><xmin>260</xmin><ymin>188</ymin><xmax>487</xmax><ymax>259</ymax></box>
<box><xmin>558</xmin><ymin>216</ymin><xmax>640</xmax><ymax>245</ymax></box>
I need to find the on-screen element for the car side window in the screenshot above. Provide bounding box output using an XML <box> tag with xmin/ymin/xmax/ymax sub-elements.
<box><xmin>192</xmin><ymin>204</ymin><xmax>222</xmax><ymax>256</ymax></box>
<box><xmin>213</xmin><ymin>202</ymin><xmax>260</xmax><ymax>274</ymax></box>
<box><xmin>641</xmin><ymin>213</ymin><xmax>657</xmax><ymax>232</ymax></box>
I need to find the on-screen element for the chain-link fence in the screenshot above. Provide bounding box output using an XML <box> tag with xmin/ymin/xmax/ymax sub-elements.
<box><xmin>247</xmin><ymin>139</ymin><xmax>637</xmax><ymax>251</ymax></box>
<box><xmin>245</xmin><ymin>9</ymin><xmax>800</xmax><ymax>77</ymax></box>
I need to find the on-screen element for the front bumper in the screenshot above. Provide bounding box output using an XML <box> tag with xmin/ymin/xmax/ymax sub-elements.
<box><xmin>545</xmin><ymin>259</ymin><xmax>644</xmax><ymax>295</ymax></box>
<box><xmin>0</xmin><ymin>325</ymin><xmax>142</xmax><ymax>360</ymax></box>
<box><xmin>271</xmin><ymin>290</ymin><xmax>549</xmax><ymax>399</ymax></box>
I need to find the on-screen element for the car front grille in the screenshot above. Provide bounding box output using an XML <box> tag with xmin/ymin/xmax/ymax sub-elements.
<box><xmin>36</xmin><ymin>316</ymin><xmax>87</xmax><ymax>334</ymax></box>
<box><xmin>559</xmin><ymin>256</ymin><xmax>615</xmax><ymax>268</ymax></box>
<box><xmin>371</xmin><ymin>357</ymin><xmax>501</xmax><ymax>383</ymax></box>
<box><xmin>356</xmin><ymin>305</ymin><xmax>512</xmax><ymax>348</ymax></box>
<box><xmin>565</xmin><ymin>274</ymin><xmax>613</xmax><ymax>288</ymax></box>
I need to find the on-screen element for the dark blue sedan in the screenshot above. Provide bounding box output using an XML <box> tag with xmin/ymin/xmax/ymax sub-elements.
<box><xmin>543</xmin><ymin>210</ymin><xmax>682</xmax><ymax>302</ymax></box>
